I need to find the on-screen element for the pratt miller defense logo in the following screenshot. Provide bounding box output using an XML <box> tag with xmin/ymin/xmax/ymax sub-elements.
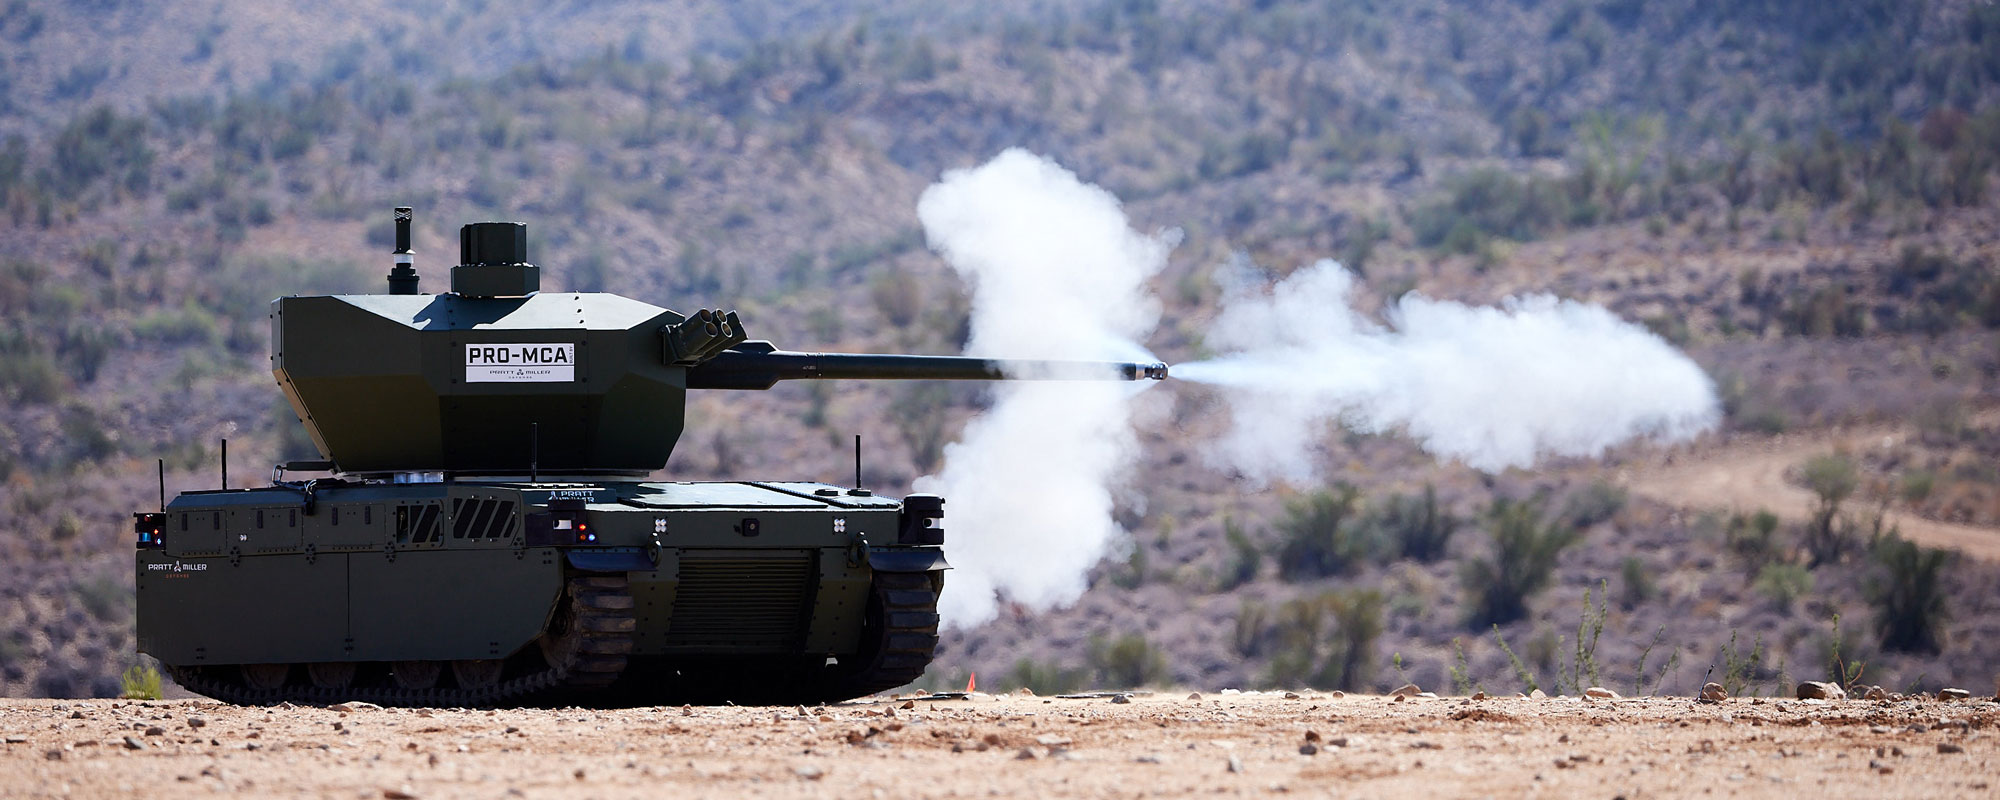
<box><xmin>466</xmin><ymin>343</ymin><xmax>576</xmax><ymax>383</ymax></box>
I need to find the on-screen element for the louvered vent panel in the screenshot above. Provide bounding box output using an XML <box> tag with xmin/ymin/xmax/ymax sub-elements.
<box><xmin>665</xmin><ymin>551</ymin><xmax>815</xmax><ymax>651</ymax></box>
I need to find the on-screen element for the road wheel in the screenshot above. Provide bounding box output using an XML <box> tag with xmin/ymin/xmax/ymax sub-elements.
<box><xmin>452</xmin><ymin>659</ymin><xmax>503</xmax><ymax>690</ymax></box>
<box><xmin>391</xmin><ymin>661</ymin><xmax>442</xmax><ymax>690</ymax></box>
<box><xmin>241</xmin><ymin>663</ymin><xmax>290</xmax><ymax>691</ymax></box>
<box><xmin>306</xmin><ymin>662</ymin><xmax>357</xmax><ymax>689</ymax></box>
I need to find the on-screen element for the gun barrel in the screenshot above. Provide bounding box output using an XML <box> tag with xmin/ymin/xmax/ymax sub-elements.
<box><xmin>685</xmin><ymin>349</ymin><xmax>1168</xmax><ymax>390</ymax></box>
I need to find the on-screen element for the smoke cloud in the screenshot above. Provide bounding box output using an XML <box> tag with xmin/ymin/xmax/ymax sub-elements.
<box><xmin>1175</xmin><ymin>259</ymin><xmax>1720</xmax><ymax>479</ymax></box>
<box><xmin>912</xmin><ymin>149</ymin><xmax>1170</xmax><ymax>628</ymax></box>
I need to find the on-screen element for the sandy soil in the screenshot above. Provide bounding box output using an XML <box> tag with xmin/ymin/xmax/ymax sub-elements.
<box><xmin>1626</xmin><ymin>412</ymin><xmax>2000</xmax><ymax>562</ymax></box>
<box><xmin>3</xmin><ymin>692</ymin><xmax>1996</xmax><ymax>799</ymax></box>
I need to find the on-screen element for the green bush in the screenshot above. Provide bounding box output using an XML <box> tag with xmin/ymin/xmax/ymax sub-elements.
<box><xmin>1276</xmin><ymin>486</ymin><xmax>1368</xmax><ymax>580</ymax></box>
<box><xmin>1320</xmin><ymin>589</ymin><xmax>1384</xmax><ymax>691</ymax></box>
<box><xmin>1753</xmin><ymin>562</ymin><xmax>1814</xmax><ymax>612</ymax></box>
<box><xmin>1899</xmin><ymin>470</ymin><xmax>1935</xmax><ymax>503</ymax></box>
<box><xmin>1869</xmin><ymin>536</ymin><xmax>1950</xmax><ymax>654</ymax></box>
<box><xmin>1726</xmin><ymin>510</ymin><xmax>1785</xmax><ymax>574</ymax></box>
<box><xmin>1363</xmin><ymin>484</ymin><xmax>1459</xmax><ymax>562</ymax></box>
<box><xmin>1461</xmin><ymin>498</ymin><xmax>1582</xmax><ymax>629</ymax></box>
<box><xmin>1007</xmin><ymin>658</ymin><xmax>1085</xmax><ymax>696</ymax></box>
<box><xmin>75</xmin><ymin>573</ymin><xmax>129</xmax><ymax>623</ymax></box>
<box><xmin>132</xmin><ymin>303</ymin><xmax>223</xmax><ymax>347</ymax></box>
<box><xmin>0</xmin><ymin>348</ymin><xmax>65</xmax><ymax>404</ymax></box>
<box><xmin>1801</xmin><ymin>453</ymin><xmax>1858</xmax><ymax>567</ymax></box>
<box><xmin>1219</xmin><ymin>517</ymin><xmax>1261</xmax><ymax>589</ymax></box>
<box><xmin>1410</xmin><ymin>168</ymin><xmax>1573</xmax><ymax>251</ymax></box>
<box><xmin>1232</xmin><ymin>599</ymin><xmax>1267</xmax><ymax>657</ymax></box>
<box><xmin>1779</xmin><ymin>285</ymin><xmax>1867</xmax><ymax>337</ymax></box>
<box><xmin>1263</xmin><ymin>595</ymin><xmax>1325</xmax><ymax>687</ymax></box>
<box><xmin>1088</xmin><ymin>633</ymin><xmax>1167</xmax><ymax>689</ymax></box>
<box><xmin>889</xmin><ymin>383</ymin><xmax>951</xmax><ymax>473</ymax></box>
<box><xmin>1617</xmin><ymin>556</ymin><xmax>1656</xmax><ymax>609</ymax></box>
<box><xmin>1560</xmin><ymin>480</ymin><xmax>1627</xmax><ymax>529</ymax></box>
<box><xmin>120</xmin><ymin>663</ymin><xmax>163</xmax><ymax>700</ymax></box>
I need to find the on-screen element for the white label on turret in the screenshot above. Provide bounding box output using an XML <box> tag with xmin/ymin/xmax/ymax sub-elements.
<box><xmin>466</xmin><ymin>343</ymin><xmax>576</xmax><ymax>382</ymax></box>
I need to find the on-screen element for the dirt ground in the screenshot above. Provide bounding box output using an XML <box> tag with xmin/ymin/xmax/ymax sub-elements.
<box><xmin>1626</xmin><ymin>410</ymin><xmax>2000</xmax><ymax>563</ymax></box>
<box><xmin>3</xmin><ymin>691</ymin><xmax>1996</xmax><ymax>799</ymax></box>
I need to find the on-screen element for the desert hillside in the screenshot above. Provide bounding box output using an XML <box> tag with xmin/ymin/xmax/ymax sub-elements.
<box><xmin>2</xmin><ymin>0</ymin><xmax>1998</xmax><ymax>701</ymax></box>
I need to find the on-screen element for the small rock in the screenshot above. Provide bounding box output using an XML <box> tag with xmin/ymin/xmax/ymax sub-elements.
<box><xmin>900</xmin><ymin>700</ymin><xmax>916</xmax><ymax>710</ymax></box>
<box><xmin>1864</xmin><ymin>686</ymin><xmax>1889</xmax><ymax>701</ymax></box>
<box><xmin>1135</xmin><ymin>754</ymin><xmax>1163</xmax><ymax>764</ymax></box>
<box><xmin>144</xmin><ymin>726</ymin><xmax>165</xmax><ymax>737</ymax></box>
<box><xmin>1529</xmin><ymin>689</ymin><xmax>1547</xmax><ymax>700</ymax></box>
<box><xmin>383</xmin><ymin>790</ymin><xmax>418</xmax><ymax>800</ymax></box>
<box><xmin>1393</xmin><ymin>694</ymin><xmax>1406</xmax><ymax>703</ymax></box>
<box><xmin>1283</xmin><ymin>692</ymin><xmax>1300</xmax><ymax>700</ymax></box>
<box><xmin>186</xmin><ymin>717</ymin><xmax>208</xmax><ymax>729</ymax></box>
<box><xmin>1701</xmin><ymin>682</ymin><xmax>1727</xmax><ymax>701</ymax></box>
<box><xmin>1584</xmin><ymin>687</ymin><xmax>1619</xmax><ymax>700</ymax></box>
<box><xmin>1471</xmin><ymin>691</ymin><xmax>1486</xmax><ymax>701</ymax></box>
<box><xmin>1013</xmin><ymin>688</ymin><xmax>1034</xmax><ymax>697</ymax></box>
<box><xmin>1227</xmin><ymin>754</ymin><xmax>1244</xmax><ymax>773</ymax></box>
<box><xmin>1035</xmin><ymin>735</ymin><xmax>1072</xmax><ymax>747</ymax></box>
<box><xmin>1299</xmin><ymin>743</ymin><xmax>1318</xmax><ymax>756</ymax></box>
<box><xmin>1391</xmin><ymin>683</ymin><xmax>1421</xmax><ymax>697</ymax></box>
<box><xmin>1795</xmin><ymin>682</ymin><xmax>1845</xmax><ymax>700</ymax></box>
<box><xmin>1186</xmin><ymin>692</ymin><xmax>1203</xmax><ymax>701</ymax></box>
<box><xmin>1014</xmin><ymin>747</ymin><xmax>1039</xmax><ymax>761</ymax></box>
<box><xmin>793</xmin><ymin>765</ymin><xmax>825</xmax><ymax>780</ymax></box>
<box><xmin>573</xmin><ymin>768</ymin><xmax>586</xmax><ymax>780</ymax></box>
<box><xmin>122</xmin><ymin>736</ymin><xmax>145</xmax><ymax>751</ymax></box>
<box><xmin>1938</xmin><ymin>743</ymin><xmax>1965</xmax><ymax>754</ymax></box>
<box><xmin>44</xmin><ymin>749</ymin><xmax>63</xmax><ymax>761</ymax></box>
<box><xmin>1305</xmin><ymin>731</ymin><xmax>1321</xmax><ymax>743</ymax></box>
<box><xmin>1111</xmin><ymin>694</ymin><xmax>1132</xmax><ymax>704</ymax></box>
<box><xmin>681</xmin><ymin>705</ymin><xmax>693</xmax><ymax>716</ymax></box>
<box><xmin>1328</xmin><ymin>691</ymin><xmax>1344</xmax><ymax>699</ymax></box>
<box><xmin>1938</xmin><ymin>688</ymin><xmax>1971</xmax><ymax>701</ymax></box>
<box><xmin>3</xmin><ymin>735</ymin><xmax>25</xmax><ymax>744</ymax></box>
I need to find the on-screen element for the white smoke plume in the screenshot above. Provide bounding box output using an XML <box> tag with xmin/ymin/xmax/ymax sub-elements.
<box><xmin>912</xmin><ymin>149</ymin><xmax>1170</xmax><ymax>628</ymax></box>
<box><xmin>1175</xmin><ymin>260</ymin><xmax>1720</xmax><ymax>480</ymax></box>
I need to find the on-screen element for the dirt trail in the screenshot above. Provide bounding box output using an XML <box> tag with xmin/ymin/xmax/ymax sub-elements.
<box><xmin>4</xmin><ymin>694</ymin><xmax>1997</xmax><ymax>799</ymax></box>
<box><xmin>1626</xmin><ymin>411</ymin><xmax>2000</xmax><ymax>562</ymax></box>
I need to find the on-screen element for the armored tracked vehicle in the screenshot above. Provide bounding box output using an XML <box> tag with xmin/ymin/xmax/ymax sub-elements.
<box><xmin>134</xmin><ymin>209</ymin><xmax>1166</xmax><ymax>706</ymax></box>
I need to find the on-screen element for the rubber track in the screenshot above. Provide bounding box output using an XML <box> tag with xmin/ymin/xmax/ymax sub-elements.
<box><xmin>167</xmin><ymin>575</ymin><xmax>633</xmax><ymax>707</ymax></box>
<box><xmin>815</xmin><ymin>571</ymin><xmax>941</xmax><ymax>700</ymax></box>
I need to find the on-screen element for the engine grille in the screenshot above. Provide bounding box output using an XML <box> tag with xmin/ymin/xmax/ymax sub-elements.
<box><xmin>665</xmin><ymin>550</ymin><xmax>816</xmax><ymax>651</ymax></box>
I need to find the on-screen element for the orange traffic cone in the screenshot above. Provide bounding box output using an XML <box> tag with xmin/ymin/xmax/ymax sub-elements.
<box><xmin>966</xmin><ymin>672</ymin><xmax>976</xmax><ymax>693</ymax></box>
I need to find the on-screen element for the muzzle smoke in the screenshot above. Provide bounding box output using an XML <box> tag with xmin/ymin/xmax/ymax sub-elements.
<box><xmin>912</xmin><ymin>149</ymin><xmax>1170</xmax><ymax>628</ymax></box>
<box><xmin>1175</xmin><ymin>260</ymin><xmax>1720</xmax><ymax>479</ymax></box>
<box><xmin>912</xmin><ymin>152</ymin><xmax>1718</xmax><ymax>629</ymax></box>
